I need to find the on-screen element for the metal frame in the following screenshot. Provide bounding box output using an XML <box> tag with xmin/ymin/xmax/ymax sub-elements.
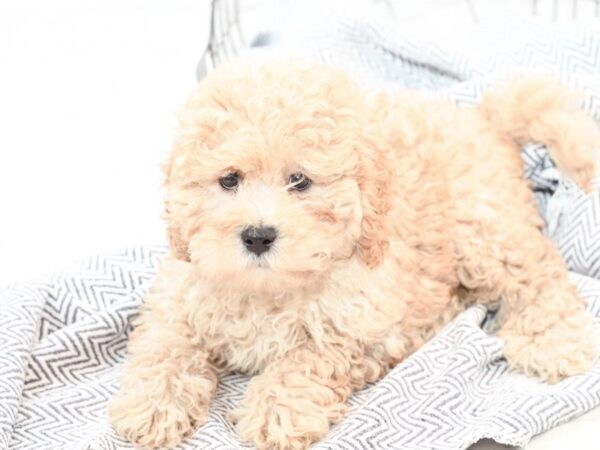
<box><xmin>197</xmin><ymin>0</ymin><xmax>245</xmax><ymax>80</ymax></box>
<box><xmin>197</xmin><ymin>0</ymin><xmax>600</xmax><ymax>80</ymax></box>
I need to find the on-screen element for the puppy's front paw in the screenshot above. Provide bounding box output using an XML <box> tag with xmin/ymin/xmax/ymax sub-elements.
<box><xmin>109</xmin><ymin>387</ymin><xmax>207</xmax><ymax>449</ymax></box>
<box><xmin>502</xmin><ymin>312</ymin><xmax>598</xmax><ymax>383</ymax></box>
<box><xmin>231</xmin><ymin>379</ymin><xmax>347</xmax><ymax>450</ymax></box>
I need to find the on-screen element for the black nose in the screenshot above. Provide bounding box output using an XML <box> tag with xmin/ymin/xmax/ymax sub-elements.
<box><xmin>241</xmin><ymin>226</ymin><xmax>277</xmax><ymax>256</ymax></box>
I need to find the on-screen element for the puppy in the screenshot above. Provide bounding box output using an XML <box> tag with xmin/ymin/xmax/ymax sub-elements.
<box><xmin>110</xmin><ymin>62</ymin><xmax>599</xmax><ymax>450</ymax></box>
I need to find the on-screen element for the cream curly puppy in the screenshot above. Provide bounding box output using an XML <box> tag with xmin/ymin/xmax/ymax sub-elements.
<box><xmin>110</xmin><ymin>62</ymin><xmax>599</xmax><ymax>449</ymax></box>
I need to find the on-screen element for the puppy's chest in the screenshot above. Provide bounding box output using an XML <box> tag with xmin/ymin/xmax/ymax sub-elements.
<box><xmin>190</xmin><ymin>296</ymin><xmax>311</xmax><ymax>374</ymax></box>
<box><xmin>187</xmin><ymin>276</ymin><xmax>402</xmax><ymax>374</ymax></box>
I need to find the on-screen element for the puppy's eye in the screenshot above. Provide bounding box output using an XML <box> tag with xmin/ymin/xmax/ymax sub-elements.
<box><xmin>219</xmin><ymin>172</ymin><xmax>241</xmax><ymax>190</ymax></box>
<box><xmin>288</xmin><ymin>172</ymin><xmax>311</xmax><ymax>191</ymax></box>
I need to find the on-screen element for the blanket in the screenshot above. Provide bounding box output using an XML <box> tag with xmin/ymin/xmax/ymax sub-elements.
<box><xmin>2</xmin><ymin>17</ymin><xmax>600</xmax><ymax>450</ymax></box>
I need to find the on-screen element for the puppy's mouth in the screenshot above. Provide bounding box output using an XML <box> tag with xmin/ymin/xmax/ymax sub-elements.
<box><xmin>244</xmin><ymin>255</ymin><xmax>315</xmax><ymax>278</ymax></box>
<box><xmin>247</xmin><ymin>257</ymin><xmax>271</xmax><ymax>269</ymax></box>
<box><xmin>242</xmin><ymin>250</ymin><xmax>276</xmax><ymax>268</ymax></box>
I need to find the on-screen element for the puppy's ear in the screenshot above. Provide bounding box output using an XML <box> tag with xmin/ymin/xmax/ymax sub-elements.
<box><xmin>356</xmin><ymin>144</ymin><xmax>390</xmax><ymax>268</ymax></box>
<box><xmin>163</xmin><ymin>153</ymin><xmax>191</xmax><ymax>262</ymax></box>
<box><xmin>166</xmin><ymin>213</ymin><xmax>190</xmax><ymax>262</ymax></box>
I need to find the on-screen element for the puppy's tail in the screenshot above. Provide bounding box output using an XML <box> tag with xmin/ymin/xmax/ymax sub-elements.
<box><xmin>480</xmin><ymin>76</ymin><xmax>599</xmax><ymax>191</ymax></box>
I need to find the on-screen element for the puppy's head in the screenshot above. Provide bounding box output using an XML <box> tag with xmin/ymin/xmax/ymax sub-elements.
<box><xmin>164</xmin><ymin>62</ymin><xmax>388</xmax><ymax>294</ymax></box>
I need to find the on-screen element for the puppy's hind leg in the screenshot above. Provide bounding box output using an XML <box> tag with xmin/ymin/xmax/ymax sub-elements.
<box><xmin>456</xmin><ymin>217</ymin><xmax>597</xmax><ymax>383</ymax></box>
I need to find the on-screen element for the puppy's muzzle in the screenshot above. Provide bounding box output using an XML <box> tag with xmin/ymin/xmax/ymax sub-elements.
<box><xmin>241</xmin><ymin>226</ymin><xmax>277</xmax><ymax>256</ymax></box>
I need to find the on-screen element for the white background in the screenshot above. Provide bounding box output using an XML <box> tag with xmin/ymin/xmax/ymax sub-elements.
<box><xmin>0</xmin><ymin>0</ymin><xmax>210</xmax><ymax>284</ymax></box>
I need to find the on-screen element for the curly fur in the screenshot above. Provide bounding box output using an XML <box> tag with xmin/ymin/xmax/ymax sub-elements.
<box><xmin>109</xmin><ymin>62</ymin><xmax>600</xmax><ymax>449</ymax></box>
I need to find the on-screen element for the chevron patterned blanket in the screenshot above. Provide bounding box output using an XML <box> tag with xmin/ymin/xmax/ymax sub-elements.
<box><xmin>3</xmin><ymin>18</ymin><xmax>600</xmax><ymax>450</ymax></box>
